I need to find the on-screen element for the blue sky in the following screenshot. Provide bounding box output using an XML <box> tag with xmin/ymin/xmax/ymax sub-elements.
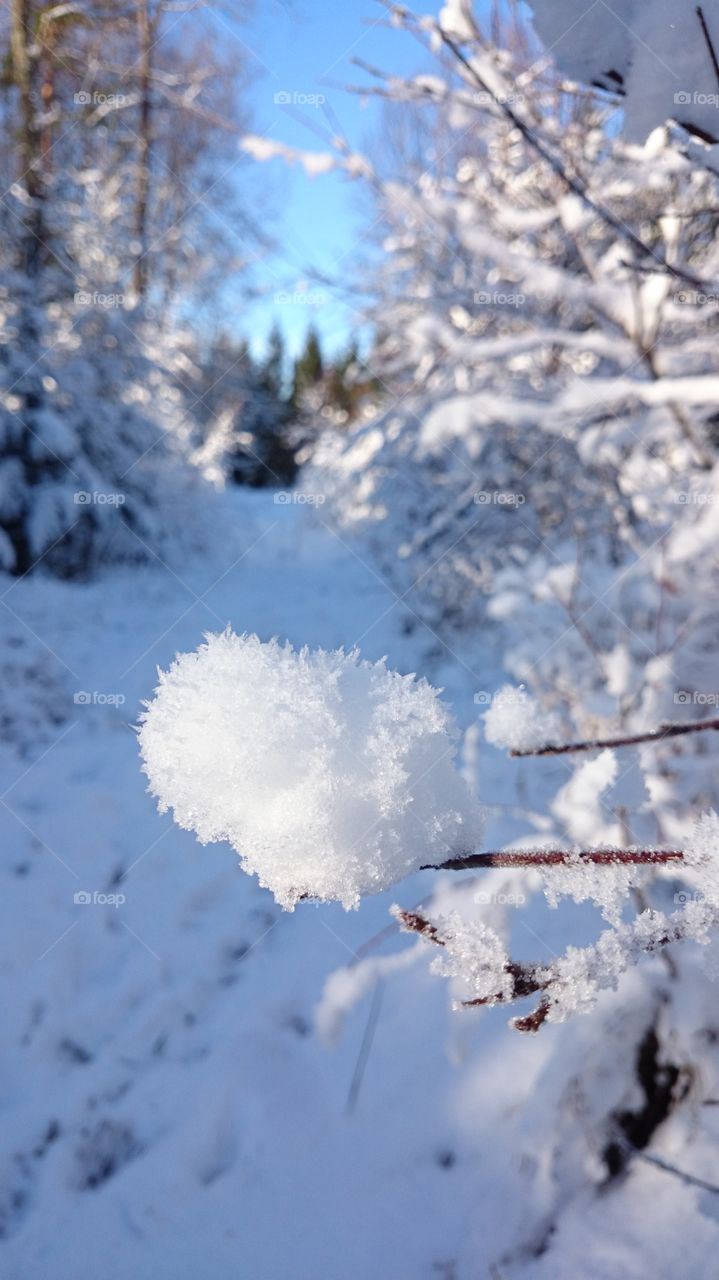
<box><xmin>207</xmin><ymin>0</ymin><xmax>443</xmax><ymax>359</ymax></box>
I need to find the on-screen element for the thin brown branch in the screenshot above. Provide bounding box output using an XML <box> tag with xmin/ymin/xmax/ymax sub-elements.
<box><xmin>462</xmin><ymin>960</ymin><xmax>547</xmax><ymax>1008</ymax></box>
<box><xmin>395</xmin><ymin>909</ymin><xmax>446</xmax><ymax>944</ymax></box>
<box><xmin>509</xmin><ymin>716</ymin><xmax>719</xmax><ymax>757</ymax></box>
<box><xmin>422</xmin><ymin>848</ymin><xmax>683</xmax><ymax>872</ymax></box>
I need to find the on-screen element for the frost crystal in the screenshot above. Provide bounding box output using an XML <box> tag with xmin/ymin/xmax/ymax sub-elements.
<box><xmin>546</xmin><ymin>901</ymin><xmax>717</xmax><ymax>1024</ymax></box>
<box><xmin>684</xmin><ymin>811</ymin><xmax>719</xmax><ymax>903</ymax></box>
<box><xmin>429</xmin><ymin>912</ymin><xmax>513</xmax><ymax>1005</ymax></box>
<box><xmin>542</xmin><ymin>847</ymin><xmax>646</xmax><ymax>927</ymax></box>
<box><xmin>138</xmin><ymin>630</ymin><xmax>482</xmax><ymax>909</ymax></box>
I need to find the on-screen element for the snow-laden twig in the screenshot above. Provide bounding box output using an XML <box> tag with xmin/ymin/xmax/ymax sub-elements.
<box><xmin>397</xmin><ymin>895</ymin><xmax>717</xmax><ymax>1033</ymax></box>
<box><xmin>509</xmin><ymin>717</ymin><xmax>719</xmax><ymax>757</ymax></box>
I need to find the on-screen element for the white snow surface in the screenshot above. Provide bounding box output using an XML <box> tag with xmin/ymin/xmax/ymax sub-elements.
<box><xmin>2</xmin><ymin>489</ymin><xmax>719</xmax><ymax>1279</ymax></box>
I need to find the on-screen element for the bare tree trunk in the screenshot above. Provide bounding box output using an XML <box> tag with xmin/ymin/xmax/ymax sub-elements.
<box><xmin>133</xmin><ymin>0</ymin><xmax>153</xmax><ymax>299</ymax></box>
<box><xmin>10</xmin><ymin>0</ymin><xmax>44</xmax><ymax>276</ymax></box>
<box><xmin>39</xmin><ymin>19</ymin><xmax>56</xmax><ymax>171</ymax></box>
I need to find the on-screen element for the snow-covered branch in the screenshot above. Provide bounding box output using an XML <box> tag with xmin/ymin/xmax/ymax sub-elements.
<box><xmin>508</xmin><ymin>717</ymin><xmax>719</xmax><ymax>758</ymax></box>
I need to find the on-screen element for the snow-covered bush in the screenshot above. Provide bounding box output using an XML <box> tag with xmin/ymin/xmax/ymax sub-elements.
<box><xmin>0</xmin><ymin>266</ymin><xmax>216</xmax><ymax>577</ymax></box>
<box><xmin>0</xmin><ymin>4</ymin><xmax>255</xmax><ymax>581</ymax></box>
<box><xmin>138</xmin><ymin>629</ymin><xmax>482</xmax><ymax>909</ymax></box>
<box><xmin>303</xmin><ymin>3</ymin><xmax>719</xmax><ymax>850</ymax></box>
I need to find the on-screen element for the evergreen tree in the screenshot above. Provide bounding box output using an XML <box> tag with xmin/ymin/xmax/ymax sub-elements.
<box><xmin>322</xmin><ymin>339</ymin><xmax>380</xmax><ymax>422</ymax></box>
<box><xmin>260</xmin><ymin>322</ymin><xmax>286</xmax><ymax>400</ymax></box>
<box><xmin>291</xmin><ymin>325</ymin><xmax>323</xmax><ymax>407</ymax></box>
<box><xmin>194</xmin><ymin>332</ymin><xmax>297</xmax><ymax>489</ymax></box>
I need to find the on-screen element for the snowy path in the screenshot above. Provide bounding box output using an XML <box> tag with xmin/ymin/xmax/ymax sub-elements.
<box><xmin>0</xmin><ymin>492</ymin><xmax>710</xmax><ymax>1279</ymax></box>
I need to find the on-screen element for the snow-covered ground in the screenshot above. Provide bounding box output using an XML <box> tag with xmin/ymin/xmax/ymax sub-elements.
<box><xmin>1</xmin><ymin>489</ymin><xmax>717</xmax><ymax>1279</ymax></box>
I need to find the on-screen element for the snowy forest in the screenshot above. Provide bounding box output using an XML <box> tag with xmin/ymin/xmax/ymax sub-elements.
<box><xmin>3</xmin><ymin>0</ymin><xmax>719</xmax><ymax>1276</ymax></box>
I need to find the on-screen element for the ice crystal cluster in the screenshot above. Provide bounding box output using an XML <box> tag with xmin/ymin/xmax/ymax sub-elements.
<box><xmin>139</xmin><ymin>629</ymin><xmax>482</xmax><ymax>909</ymax></box>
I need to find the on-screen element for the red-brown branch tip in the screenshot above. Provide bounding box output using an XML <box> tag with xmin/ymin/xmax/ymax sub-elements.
<box><xmin>509</xmin><ymin>716</ymin><xmax>719</xmax><ymax>757</ymax></box>
<box><xmin>395</xmin><ymin>909</ymin><xmax>446</xmax><ymax>945</ymax></box>
<box><xmin>511</xmin><ymin>1001</ymin><xmax>551</xmax><ymax>1033</ymax></box>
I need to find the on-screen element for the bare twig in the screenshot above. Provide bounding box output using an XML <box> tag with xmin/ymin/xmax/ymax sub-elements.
<box><xmin>395</xmin><ymin>909</ymin><xmax>446</xmax><ymax>943</ymax></box>
<box><xmin>509</xmin><ymin>716</ymin><xmax>719</xmax><ymax>757</ymax></box>
<box><xmin>634</xmin><ymin>1146</ymin><xmax>719</xmax><ymax>1195</ymax></box>
<box><xmin>422</xmin><ymin>848</ymin><xmax>683</xmax><ymax>872</ymax></box>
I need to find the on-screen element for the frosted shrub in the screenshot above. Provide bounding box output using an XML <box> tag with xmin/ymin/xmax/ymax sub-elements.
<box><xmin>139</xmin><ymin>630</ymin><xmax>482</xmax><ymax>909</ymax></box>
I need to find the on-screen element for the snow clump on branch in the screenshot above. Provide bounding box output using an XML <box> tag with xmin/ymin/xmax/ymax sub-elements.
<box><xmin>138</xmin><ymin>629</ymin><xmax>482</xmax><ymax>909</ymax></box>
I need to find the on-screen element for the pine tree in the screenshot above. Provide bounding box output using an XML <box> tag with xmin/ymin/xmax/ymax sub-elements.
<box><xmin>291</xmin><ymin>325</ymin><xmax>323</xmax><ymax>408</ymax></box>
<box><xmin>194</xmin><ymin>332</ymin><xmax>297</xmax><ymax>489</ymax></box>
<box><xmin>261</xmin><ymin>322</ymin><xmax>286</xmax><ymax>400</ymax></box>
